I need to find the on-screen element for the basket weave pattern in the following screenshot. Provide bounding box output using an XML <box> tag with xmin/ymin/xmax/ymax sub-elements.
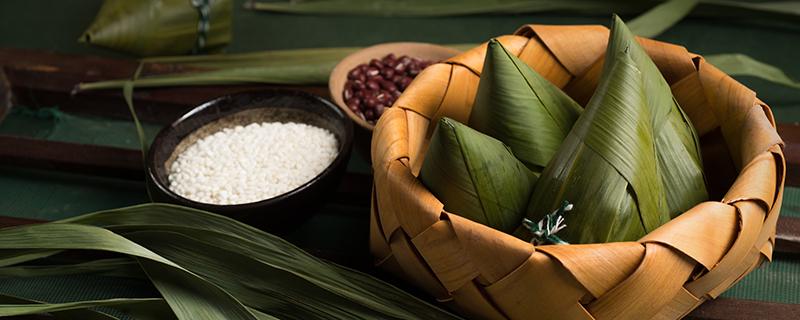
<box><xmin>369</xmin><ymin>24</ymin><xmax>785</xmax><ymax>319</ymax></box>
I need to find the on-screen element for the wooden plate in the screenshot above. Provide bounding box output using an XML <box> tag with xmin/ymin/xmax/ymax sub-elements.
<box><xmin>328</xmin><ymin>42</ymin><xmax>461</xmax><ymax>131</ymax></box>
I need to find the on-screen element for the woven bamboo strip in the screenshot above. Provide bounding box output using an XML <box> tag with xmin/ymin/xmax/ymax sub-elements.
<box><xmin>370</xmin><ymin>23</ymin><xmax>785</xmax><ymax>319</ymax></box>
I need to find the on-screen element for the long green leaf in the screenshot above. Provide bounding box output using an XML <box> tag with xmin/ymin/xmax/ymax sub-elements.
<box><xmin>0</xmin><ymin>224</ymin><xmax>258</xmax><ymax>320</ymax></box>
<box><xmin>0</xmin><ymin>294</ymin><xmax>122</xmax><ymax>320</ymax></box>
<box><xmin>58</xmin><ymin>203</ymin><xmax>461</xmax><ymax>319</ymax></box>
<box><xmin>247</xmin><ymin>0</ymin><xmax>654</xmax><ymax>16</ymax></box>
<box><xmin>628</xmin><ymin>0</ymin><xmax>699</xmax><ymax>37</ymax></box>
<box><xmin>420</xmin><ymin>118</ymin><xmax>537</xmax><ymax>233</ymax></box>
<box><xmin>708</xmin><ymin>53</ymin><xmax>800</xmax><ymax>90</ymax></box>
<box><xmin>0</xmin><ymin>258</ymin><xmax>145</xmax><ymax>279</ymax></box>
<box><xmin>469</xmin><ymin>39</ymin><xmax>582</xmax><ymax>172</ymax></box>
<box><xmin>247</xmin><ymin>0</ymin><xmax>800</xmax><ymax>20</ymax></box>
<box><xmin>0</xmin><ymin>298</ymin><xmax>162</xmax><ymax>317</ymax></box>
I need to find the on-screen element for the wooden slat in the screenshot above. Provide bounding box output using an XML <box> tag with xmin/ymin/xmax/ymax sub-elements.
<box><xmin>0</xmin><ymin>135</ymin><xmax>143</xmax><ymax>179</ymax></box>
<box><xmin>0</xmin><ymin>48</ymin><xmax>328</xmax><ymax>124</ymax></box>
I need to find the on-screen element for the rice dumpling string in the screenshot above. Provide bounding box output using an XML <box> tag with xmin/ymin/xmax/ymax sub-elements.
<box><xmin>191</xmin><ymin>0</ymin><xmax>212</xmax><ymax>54</ymax></box>
<box><xmin>522</xmin><ymin>201</ymin><xmax>571</xmax><ymax>245</ymax></box>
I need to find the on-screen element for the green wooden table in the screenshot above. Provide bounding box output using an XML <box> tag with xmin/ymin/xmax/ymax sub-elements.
<box><xmin>0</xmin><ymin>0</ymin><xmax>799</xmax><ymax>319</ymax></box>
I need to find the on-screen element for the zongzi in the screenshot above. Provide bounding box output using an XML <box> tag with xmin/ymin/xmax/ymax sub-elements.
<box><xmin>525</xmin><ymin>16</ymin><xmax>707</xmax><ymax>244</ymax></box>
<box><xmin>419</xmin><ymin>117</ymin><xmax>537</xmax><ymax>233</ymax></box>
<box><xmin>80</xmin><ymin>0</ymin><xmax>232</xmax><ymax>56</ymax></box>
<box><xmin>469</xmin><ymin>39</ymin><xmax>582</xmax><ymax>173</ymax></box>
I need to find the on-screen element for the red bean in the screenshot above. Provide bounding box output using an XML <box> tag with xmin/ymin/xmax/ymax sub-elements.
<box><xmin>343</xmin><ymin>86</ymin><xmax>354</xmax><ymax>101</ymax></box>
<box><xmin>347</xmin><ymin>68</ymin><xmax>362</xmax><ymax>80</ymax></box>
<box><xmin>352</xmin><ymin>79</ymin><xmax>366</xmax><ymax>91</ymax></box>
<box><xmin>408</xmin><ymin>65</ymin><xmax>421</xmax><ymax>76</ymax></box>
<box><xmin>391</xmin><ymin>74</ymin><xmax>404</xmax><ymax>85</ymax></box>
<box><xmin>381</xmin><ymin>67</ymin><xmax>395</xmax><ymax>79</ymax></box>
<box><xmin>365</xmin><ymin>96</ymin><xmax>379</xmax><ymax>109</ymax></box>
<box><xmin>370</xmin><ymin>58</ymin><xmax>384</xmax><ymax>69</ymax></box>
<box><xmin>376</xmin><ymin>91</ymin><xmax>390</xmax><ymax>104</ymax></box>
<box><xmin>366</xmin><ymin>66</ymin><xmax>380</xmax><ymax>78</ymax></box>
<box><xmin>344</xmin><ymin>55</ymin><xmax>433</xmax><ymax>124</ymax></box>
<box><xmin>366</xmin><ymin>79</ymin><xmax>380</xmax><ymax>91</ymax></box>
<box><xmin>378</xmin><ymin>80</ymin><xmax>395</xmax><ymax>91</ymax></box>
<box><xmin>399</xmin><ymin>77</ymin><xmax>413</xmax><ymax>90</ymax></box>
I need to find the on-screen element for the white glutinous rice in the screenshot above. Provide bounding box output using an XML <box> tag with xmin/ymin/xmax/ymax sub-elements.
<box><xmin>168</xmin><ymin>122</ymin><xmax>338</xmax><ymax>205</ymax></box>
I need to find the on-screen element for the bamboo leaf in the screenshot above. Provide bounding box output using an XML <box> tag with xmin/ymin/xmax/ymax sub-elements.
<box><xmin>0</xmin><ymin>298</ymin><xmax>162</xmax><ymax>318</ymax></box>
<box><xmin>0</xmin><ymin>203</ymin><xmax>460</xmax><ymax>320</ymax></box>
<box><xmin>0</xmin><ymin>294</ymin><xmax>123</xmax><ymax>320</ymax></box>
<box><xmin>469</xmin><ymin>39</ymin><xmax>582</xmax><ymax>172</ymax></box>
<box><xmin>707</xmin><ymin>53</ymin><xmax>800</xmax><ymax>90</ymax></box>
<box><xmin>628</xmin><ymin>0</ymin><xmax>699</xmax><ymax>37</ymax></box>
<box><xmin>420</xmin><ymin>118</ymin><xmax>537</xmax><ymax>233</ymax></box>
<box><xmin>526</xmin><ymin>37</ymin><xmax>661</xmax><ymax>243</ymax></box>
<box><xmin>0</xmin><ymin>224</ymin><xmax>259</xmax><ymax>320</ymax></box>
<box><xmin>0</xmin><ymin>258</ymin><xmax>145</xmax><ymax>279</ymax></box>
<box><xmin>606</xmin><ymin>14</ymin><xmax>707</xmax><ymax>217</ymax></box>
<box><xmin>247</xmin><ymin>0</ymin><xmax>800</xmax><ymax>21</ymax></box>
<box><xmin>247</xmin><ymin>0</ymin><xmax>653</xmax><ymax>17</ymax></box>
<box><xmin>58</xmin><ymin>203</ymin><xmax>461</xmax><ymax>319</ymax></box>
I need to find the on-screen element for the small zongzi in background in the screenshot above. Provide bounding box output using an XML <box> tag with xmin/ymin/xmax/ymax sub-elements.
<box><xmin>525</xmin><ymin>16</ymin><xmax>707</xmax><ymax>244</ymax></box>
<box><xmin>469</xmin><ymin>39</ymin><xmax>582</xmax><ymax>173</ymax></box>
<box><xmin>419</xmin><ymin>117</ymin><xmax>537</xmax><ymax>233</ymax></box>
<box><xmin>80</xmin><ymin>0</ymin><xmax>232</xmax><ymax>56</ymax></box>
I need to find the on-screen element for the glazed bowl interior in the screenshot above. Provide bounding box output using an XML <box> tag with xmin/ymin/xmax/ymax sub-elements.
<box><xmin>147</xmin><ymin>90</ymin><xmax>353</xmax><ymax>231</ymax></box>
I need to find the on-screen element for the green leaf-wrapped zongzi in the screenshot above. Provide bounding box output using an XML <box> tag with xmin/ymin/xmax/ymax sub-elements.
<box><xmin>80</xmin><ymin>0</ymin><xmax>232</xmax><ymax>56</ymax></box>
<box><xmin>420</xmin><ymin>117</ymin><xmax>537</xmax><ymax>233</ymax></box>
<box><xmin>526</xmin><ymin>16</ymin><xmax>706</xmax><ymax>244</ymax></box>
<box><xmin>607</xmin><ymin>15</ymin><xmax>708</xmax><ymax>217</ymax></box>
<box><xmin>469</xmin><ymin>39</ymin><xmax>582</xmax><ymax>173</ymax></box>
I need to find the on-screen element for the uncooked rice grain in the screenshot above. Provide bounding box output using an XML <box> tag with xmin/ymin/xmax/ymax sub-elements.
<box><xmin>168</xmin><ymin>122</ymin><xmax>338</xmax><ymax>205</ymax></box>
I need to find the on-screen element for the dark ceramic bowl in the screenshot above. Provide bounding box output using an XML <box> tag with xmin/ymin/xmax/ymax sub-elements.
<box><xmin>146</xmin><ymin>90</ymin><xmax>353</xmax><ymax>231</ymax></box>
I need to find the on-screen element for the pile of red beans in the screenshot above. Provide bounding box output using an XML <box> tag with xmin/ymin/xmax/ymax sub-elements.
<box><xmin>343</xmin><ymin>54</ymin><xmax>432</xmax><ymax>124</ymax></box>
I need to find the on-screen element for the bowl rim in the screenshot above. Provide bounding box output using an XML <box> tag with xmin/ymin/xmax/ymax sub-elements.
<box><xmin>328</xmin><ymin>42</ymin><xmax>462</xmax><ymax>131</ymax></box>
<box><xmin>146</xmin><ymin>89</ymin><xmax>354</xmax><ymax>211</ymax></box>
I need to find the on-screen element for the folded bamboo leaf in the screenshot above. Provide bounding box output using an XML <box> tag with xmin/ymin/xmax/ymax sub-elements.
<box><xmin>0</xmin><ymin>224</ymin><xmax>259</xmax><ymax>320</ymax></box>
<box><xmin>469</xmin><ymin>39</ymin><xmax>582</xmax><ymax>172</ymax></box>
<box><xmin>607</xmin><ymin>15</ymin><xmax>708</xmax><ymax>217</ymax></box>
<box><xmin>420</xmin><ymin>118</ymin><xmax>537</xmax><ymax>233</ymax></box>
<box><xmin>527</xmin><ymin>24</ymin><xmax>666</xmax><ymax>244</ymax></box>
<box><xmin>708</xmin><ymin>53</ymin><xmax>800</xmax><ymax>89</ymax></box>
<box><xmin>58</xmin><ymin>204</ymin><xmax>461</xmax><ymax>320</ymax></box>
<box><xmin>628</xmin><ymin>0</ymin><xmax>699</xmax><ymax>37</ymax></box>
<box><xmin>80</xmin><ymin>0</ymin><xmax>232</xmax><ymax>56</ymax></box>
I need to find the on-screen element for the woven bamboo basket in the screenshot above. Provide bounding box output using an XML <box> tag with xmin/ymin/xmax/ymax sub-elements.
<box><xmin>369</xmin><ymin>24</ymin><xmax>785</xmax><ymax>320</ymax></box>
